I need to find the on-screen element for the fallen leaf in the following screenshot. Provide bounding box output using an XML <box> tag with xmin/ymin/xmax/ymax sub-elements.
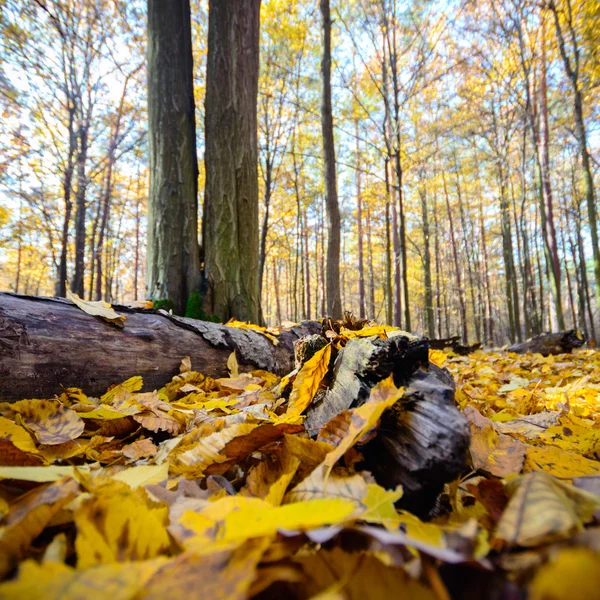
<box><xmin>74</xmin><ymin>485</ymin><xmax>170</xmax><ymax>567</ymax></box>
<box><xmin>529</xmin><ymin>547</ymin><xmax>600</xmax><ymax>600</ymax></box>
<box><xmin>0</xmin><ymin>477</ymin><xmax>79</xmax><ymax>576</ymax></box>
<box><xmin>181</xmin><ymin>495</ymin><xmax>356</xmax><ymax>554</ymax></box>
<box><xmin>227</xmin><ymin>351</ymin><xmax>239</xmax><ymax>377</ymax></box>
<box><xmin>67</xmin><ymin>290</ymin><xmax>126</xmax><ymax>327</ymax></box>
<box><xmin>286</xmin><ymin>344</ymin><xmax>332</xmax><ymax>417</ymax></box>
<box><xmin>318</xmin><ymin>376</ymin><xmax>403</xmax><ymax>474</ymax></box>
<box><xmin>10</xmin><ymin>399</ymin><xmax>84</xmax><ymax>445</ymax></box>
<box><xmin>0</xmin><ymin>558</ymin><xmax>164</xmax><ymax>600</ymax></box>
<box><xmin>493</xmin><ymin>471</ymin><xmax>600</xmax><ymax>549</ymax></box>
<box><xmin>464</xmin><ymin>406</ymin><xmax>526</xmax><ymax>477</ymax></box>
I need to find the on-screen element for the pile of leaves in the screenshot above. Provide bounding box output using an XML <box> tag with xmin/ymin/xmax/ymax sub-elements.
<box><xmin>2</xmin><ymin>321</ymin><xmax>600</xmax><ymax>600</ymax></box>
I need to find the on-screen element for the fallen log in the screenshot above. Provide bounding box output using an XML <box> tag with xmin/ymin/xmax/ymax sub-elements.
<box><xmin>0</xmin><ymin>293</ymin><xmax>320</xmax><ymax>402</ymax></box>
<box><xmin>428</xmin><ymin>335</ymin><xmax>482</xmax><ymax>355</ymax></box>
<box><xmin>508</xmin><ymin>330</ymin><xmax>585</xmax><ymax>356</ymax></box>
<box><xmin>303</xmin><ymin>335</ymin><xmax>470</xmax><ymax>516</ymax></box>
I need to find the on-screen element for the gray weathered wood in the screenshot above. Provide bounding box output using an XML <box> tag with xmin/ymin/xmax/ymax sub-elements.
<box><xmin>0</xmin><ymin>293</ymin><xmax>319</xmax><ymax>401</ymax></box>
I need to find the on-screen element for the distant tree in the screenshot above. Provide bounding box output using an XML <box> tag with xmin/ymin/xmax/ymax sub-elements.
<box><xmin>203</xmin><ymin>0</ymin><xmax>261</xmax><ymax>323</ymax></box>
<box><xmin>146</xmin><ymin>0</ymin><xmax>200</xmax><ymax>315</ymax></box>
<box><xmin>320</xmin><ymin>0</ymin><xmax>342</xmax><ymax>319</ymax></box>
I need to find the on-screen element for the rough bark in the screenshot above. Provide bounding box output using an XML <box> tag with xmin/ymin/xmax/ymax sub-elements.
<box><xmin>147</xmin><ymin>0</ymin><xmax>201</xmax><ymax>315</ymax></box>
<box><xmin>302</xmin><ymin>335</ymin><xmax>470</xmax><ymax>515</ymax></box>
<box><xmin>202</xmin><ymin>0</ymin><xmax>261</xmax><ymax>323</ymax></box>
<box><xmin>320</xmin><ymin>0</ymin><xmax>342</xmax><ymax>320</ymax></box>
<box><xmin>508</xmin><ymin>330</ymin><xmax>585</xmax><ymax>356</ymax></box>
<box><xmin>0</xmin><ymin>293</ymin><xmax>320</xmax><ymax>402</ymax></box>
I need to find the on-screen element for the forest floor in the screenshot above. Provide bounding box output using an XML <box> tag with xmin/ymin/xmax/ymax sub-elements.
<box><xmin>1</xmin><ymin>320</ymin><xmax>600</xmax><ymax>599</ymax></box>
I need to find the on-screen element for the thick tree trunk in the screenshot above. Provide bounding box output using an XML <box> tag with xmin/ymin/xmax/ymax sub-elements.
<box><xmin>147</xmin><ymin>0</ymin><xmax>201</xmax><ymax>316</ymax></box>
<box><xmin>0</xmin><ymin>293</ymin><xmax>320</xmax><ymax>402</ymax></box>
<box><xmin>320</xmin><ymin>0</ymin><xmax>342</xmax><ymax>320</ymax></box>
<box><xmin>203</xmin><ymin>0</ymin><xmax>261</xmax><ymax>323</ymax></box>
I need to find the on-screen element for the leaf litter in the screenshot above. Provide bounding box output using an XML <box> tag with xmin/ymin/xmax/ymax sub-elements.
<box><xmin>1</xmin><ymin>323</ymin><xmax>600</xmax><ymax>599</ymax></box>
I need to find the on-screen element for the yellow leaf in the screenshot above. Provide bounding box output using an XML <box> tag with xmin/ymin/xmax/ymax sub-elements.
<box><xmin>295</xmin><ymin>547</ymin><xmax>435</xmax><ymax>600</ymax></box>
<box><xmin>286</xmin><ymin>344</ymin><xmax>331</xmax><ymax>417</ymax></box>
<box><xmin>110</xmin><ymin>463</ymin><xmax>168</xmax><ymax>488</ymax></box>
<box><xmin>339</xmin><ymin>325</ymin><xmax>398</xmax><ymax>339</ymax></box>
<box><xmin>0</xmin><ymin>478</ymin><xmax>79</xmax><ymax>577</ymax></box>
<box><xmin>0</xmin><ymin>558</ymin><xmax>164</xmax><ymax>600</ymax></box>
<box><xmin>319</xmin><ymin>376</ymin><xmax>403</xmax><ymax>473</ymax></box>
<box><xmin>67</xmin><ymin>290</ymin><xmax>126</xmax><ymax>327</ymax></box>
<box><xmin>101</xmin><ymin>376</ymin><xmax>143</xmax><ymax>404</ymax></box>
<box><xmin>428</xmin><ymin>349</ymin><xmax>447</xmax><ymax>367</ymax></box>
<box><xmin>181</xmin><ymin>495</ymin><xmax>356</xmax><ymax>555</ymax></box>
<box><xmin>226</xmin><ymin>319</ymin><xmax>279</xmax><ymax>344</ymax></box>
<box><xmin>529</xmin><ymin>547</ymin><xmax>600</xmax><ymax>600</ymax></box>
<box><xmin>0</xmin><ymin>465</ymin><xmax>87</xmax><ymax>482</ymax></box>
<box><xmin>10</xmin><ymin>399</ymin><xmax>84</xmax><ymax>445</ymax></box>
<box><xmin>227</xmin><ymin>351</ymin><xmax>239</xmax><ymax>377</ymax></box>
<box><xmin>142</xmin><ymin>539</ymin><xmax>270</xmax><ymax>600</ymax></box>
<box><xmin>285</xmin><ymin>465</ymin><xmax>402</xmax><ymax>527</ymax></box>
<box><xmin>241</xmin><ymin>447</ymin><xmax>300</xmax><ymax>505</ymax></box>
<box><xmin>171</xmin><ymin>422</ymin><xmax>302</xmax><ymax>478</ymax></box>
<box><xmin>493</xmin><ymin>471</ymin><xmax>600</xmax><ymax>549</ymax></box>
<box><xmin>0</xmin><ymin>416</ymin><xmax>39</xmax><ymax>454</ymax></box>
<box><xmin>74</xmin><ymin>487</ymin><xmax>170</xmax><ymax>567</ymax></box>
<box><xmin>524</xmin><ymin>445</ymin><xmax>600</xmax><ymax>478</ymax></box>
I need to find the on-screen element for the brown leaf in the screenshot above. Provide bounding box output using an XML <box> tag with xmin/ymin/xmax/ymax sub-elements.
<box><xmin>10</xmin><ymin>400</ymin><xmax>85</xmax><ymax>445</ymax></box>
<box><xmin>0</xmin><ymin>477</ymin><xmax>79</xmax><ymax>577</ymax></box>
<box><xmin>464</xmin><ymin>405</ymin><xmax>526</xmax><ymax>477</ymax></box>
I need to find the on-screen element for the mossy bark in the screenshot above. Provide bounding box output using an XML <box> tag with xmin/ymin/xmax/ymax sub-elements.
<box><xmin>202</xmin><ymin>0</ymin><xmax>261</xmax><ymax>323</ymax></box>
<box><xmin>147</xmin><ymin>0</ymin><xmax>201</xmax><ymax>316</ymax></box>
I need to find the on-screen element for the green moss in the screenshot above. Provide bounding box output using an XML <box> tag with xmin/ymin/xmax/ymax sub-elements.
<box><xmin>153</xmin><ymin>298</ymin><xmax>176</xmax><ymax>313</ymax></box>
<box><xmin>185</xmin><ymin>290</ymin><xmax>220</xmax><ymax>323</ymax></box>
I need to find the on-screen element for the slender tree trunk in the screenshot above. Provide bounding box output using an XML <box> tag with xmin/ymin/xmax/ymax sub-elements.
<box><xmin>367</xmin><ymin>204</ymin><xmax>375</xmax><ymax>319</ymax></box>
<box><xmin>320</xmin><ymin>0</ymin><xmax>341</xmax><ymax>319</ymax></box>
<box><xmin>259</xmin><ymin>158</ymin><xmax>272</xmax><ymax>299</ymax></box>
<box><xmin>273</xmin><ymin>258</ymin><xmax>282</xmax><ymax>324</ymax></box>
<box><xmin>356</xmin><ymin>123</ymin><xmax>365</xmax><ymax>319</ymax></box>
<box><xmin>303</xmin><ymin>205</ymin><xmax>311</xmax><ymax>320</ymax></box>
<box><xmin>147</xmin><ymin>0</ymin><xmax>201</xmax><ymax>315</ymax></box>
<box><xmin>390</xmin><ymin>164</ymin><xmax>402</xmax><ymax>327</ymax></box>
<box><xmin>72</xmin><ymin>120</ymin><xmax>89</xmax><ymax>297</ymax></box>
<box><xmin>385</xmin><ymin>157</ymin><xmax>393</xmax><ymax>326</ymax></box>
<box><xmin>433</xmin><ymin>189</ymin><xmax>443</xmax><ymax>338</ymax></box>
<box><xmin>442</xmin><ymin>169</ymin><xmax>468</xmax><ymax>343</ymax></box>
<box><xmin>58</xmin><ymin>97</ymin><xmax>77</xmax><ymax>298</ymax></box>
<box><xmin>420</xmin><ymin>185</ymin><xmax>434</xmax><ymax>338</ymax></box>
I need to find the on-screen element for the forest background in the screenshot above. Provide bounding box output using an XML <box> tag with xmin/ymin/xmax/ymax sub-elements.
<box><xmin>0</xmin><ymin>0</ymin><xmax>599</xmax><ymax>346</ymax></box>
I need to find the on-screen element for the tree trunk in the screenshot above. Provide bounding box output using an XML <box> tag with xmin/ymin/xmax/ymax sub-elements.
<box><xmin>58</xmin><ymin>96</ymin><xmax>77</xmax><ymax>298</ymax></box>
<box><xmin>320</xmin><ymin>0</ymin><xmax>342</xmax><ymax>319</ymax></box>
<box><xmin>71</xmin><ymin>121</ymin><xmax>89</xmax><ymax>297</ymax></box>
<box><xmin>550</xmin><ymin>0</ymin><xmax>600</xmax><ymax>315</ymax></box>
<box><xmin>420</xmin><ymin>186</ymin><xmax>434</xmax><ymax>339</ymax></box>
<box><xmin>356</xmin><ymin>123</ymin><xmax>366</xmax><ymax>319</ymax></box>
<box><xmin>0</xmin><ymin>293</ymin><xmax>320</xmax><ymax>402</ymax></box>
<box><xmin>147</xmin><ymin>0</ymin><xmax>201</xmax><ymax>316</ymax></box>
<box><xmin>441</xmin><ymin>169</ymin><xmax>468</xmax><ymax>343</ymax></box>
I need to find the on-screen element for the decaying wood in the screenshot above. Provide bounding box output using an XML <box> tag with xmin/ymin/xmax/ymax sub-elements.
<box><xmin>508</xmin><ymin>330</ymin><xmax>585</xmax><ymax>356</ymax></box>
<box><xmin>428</xmin><ymin>335</ymin><xmax>482</xmax><ymax>355</ymax></box>
<box><xmin>303</xmin><ymin>335</ymin><xmax>470</xmax><ymax>515</ymax></box>
<box><xmin>0</xmin><ymin>293</ymin><xmax>320</xmax><ymax>402</ymax></box>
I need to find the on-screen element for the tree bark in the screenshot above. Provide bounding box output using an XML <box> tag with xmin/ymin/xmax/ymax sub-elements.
<box><xmin>147</xmin><ymin>0</ymin><xmax>201</xmax><ymax>315</ymax></box>
<box><xmin>203</xmin><ymin>0</ymin><xmax>260</xmax><ymax>323</ymax></box>
<box><xmin>320</xmin><ymin>0</ymin><xmax>342</xmax><ymax>319</ymax></box>
<box><xmin>0</xmin><ymin>293</ymin><xmax>320</xmax><ymax>402</ymax></box>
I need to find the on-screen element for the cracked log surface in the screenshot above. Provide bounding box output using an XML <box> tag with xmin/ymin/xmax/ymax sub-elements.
<box><xmin>304</xmin><ymin>336</ymin><xmax>470</xmax><ymax>516</ymax></box>
<box><xmin>0</xmin><ymin>293</ymin><xmax>320</xmax><ymax>401</ymax></box>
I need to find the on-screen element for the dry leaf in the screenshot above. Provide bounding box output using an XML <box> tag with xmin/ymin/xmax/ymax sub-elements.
<box><xmin>286</xmin><ymin>344</ymin><xmax>332</xmax><ymax>417</ymax></box>
<box><xmin>10</xmin><ymin>400</ymin><xmax>84</xmax><ymax>445</ymax></box>
<box><xmin>318</xmin><ymin>376</ymin><xmax>403</xmax><ymax>474</ymax></box>
<box><xmin>67</xmin><ymin>290</ymin><xmax>126</xmax><ymax>327</ymax></box>
<box><xmin>493</xmin><ymin>471</ymin><xmax>600</xmax><ymax>549</ymax></box>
